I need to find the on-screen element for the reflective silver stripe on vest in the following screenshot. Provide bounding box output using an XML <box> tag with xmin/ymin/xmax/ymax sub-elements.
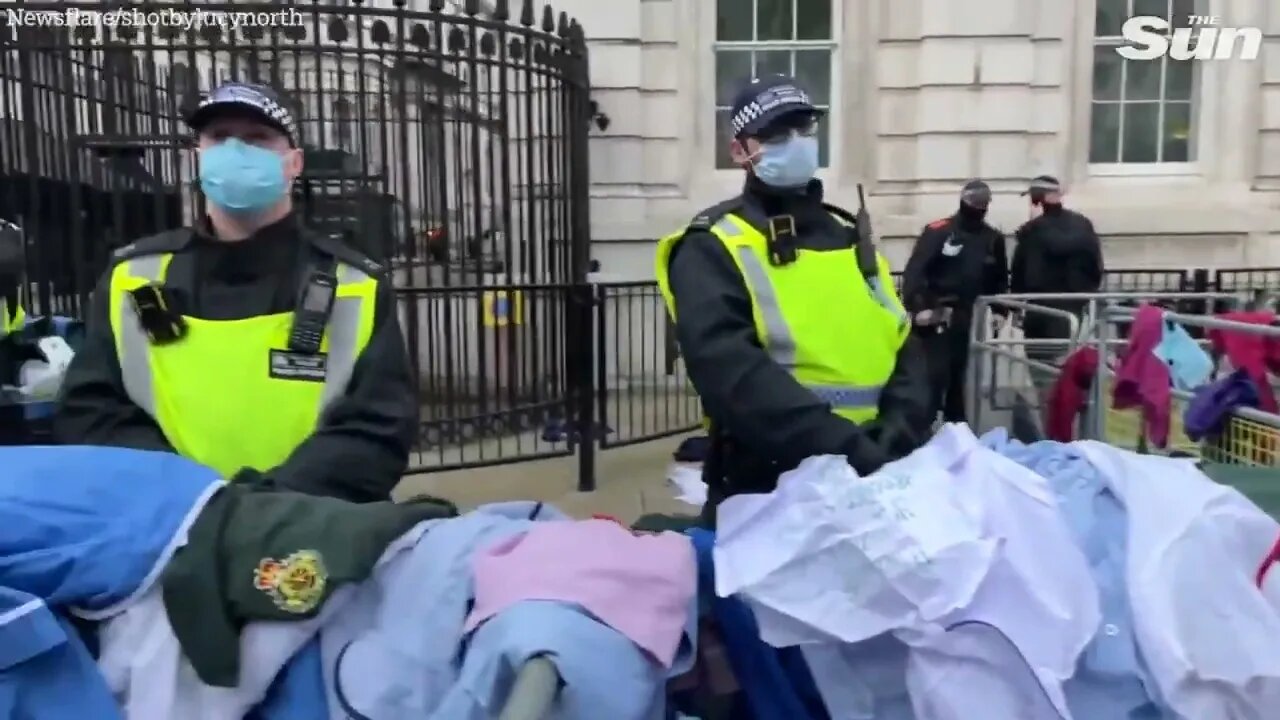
<box><xmin>117</xmin><ymin>256</ymin><xmax>371</xmax><ymax>419</ymax></box>
<box><xmin>733</xmin><ymin>246</ymin><xmax>799</xmax><ymax>367</ymax></box>
<box><xmin>321</xmin><ymin>263</ymin><xmax>372</xmax><ymax>408</ymax></box>
<box><xmin>713</xmin><ymin>218</ymin><xmax>887</xmax><ymax>410</ymax></box>
<box><xmin>805</xmin><ymin>383</ymin><xmax>882</xmax><ymax>409</ymax></box>
<box><xmin>118</xmin><ymin>256</ymin><xmax>166</xmax><ymax>415</ymax></box>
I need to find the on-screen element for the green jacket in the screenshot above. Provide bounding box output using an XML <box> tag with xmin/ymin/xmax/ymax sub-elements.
<box><xmin>161</xmin><ymin>474</ymin><xmax>457</xmax><ymax>687</ymax></box>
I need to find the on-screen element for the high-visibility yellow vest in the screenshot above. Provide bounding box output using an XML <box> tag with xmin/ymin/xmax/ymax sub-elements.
<box><xmin>107</xmin><ymin>252</ymin><xmax>378</xmax><ymax>478</ymax></box>
<box><xmin>0</xmin><ymin>296</ymin><xmax>23</xmax><ymax>336</ymax></box>
<box><xmin>655</xmin><ymin>210</ymin><xmax>908</xmax><ymax>425</ymax></box>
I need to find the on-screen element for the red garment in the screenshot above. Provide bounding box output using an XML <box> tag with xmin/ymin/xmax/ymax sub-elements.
<box><xmin>1206</xmin><ymin>311</ymin><xmax>1280</xmax><ymax>413</ymax></box>
<box><xmin>1256</xmin><ymin>533</ymin><xmax>1280</xmax><ymax>589</ymax></box>
<box><xmin>1111</xmin><ymin>305</ymin><xmax>1172</xmax><ymax>448</ymax></box>
<box><xmin>1045</xmin><ymin>347</ymin><xmax>1099</xmax><ymax>441</ymax></box>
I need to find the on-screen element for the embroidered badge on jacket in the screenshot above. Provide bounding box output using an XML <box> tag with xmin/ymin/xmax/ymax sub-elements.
<box><xmin>253</xmin><ymin>549</ymin><xmax>328</xmax><ymax>613</ymax></box>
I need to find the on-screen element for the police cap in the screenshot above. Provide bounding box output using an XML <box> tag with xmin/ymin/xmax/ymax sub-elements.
<box><xmin>727</xmin><ymin>74</ymin><xmax>823</xmax><ymax>139</ymax></box>
<box><xmin>186</xmin><ymin>82</ymin><xmax>299</xmax><ymax>147</ymax></box>
<box><xmin>1020</xmin><ymin>175</ymin><xmax>1062</xmax><ymax>196</ymax></box>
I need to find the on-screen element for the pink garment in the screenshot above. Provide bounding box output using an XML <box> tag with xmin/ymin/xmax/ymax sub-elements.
<box><xmin>1207</xmin><ymin>311</ymin><xmax>1280</xmax><ymax>413</ymax></box>
<box><xmin>464</xmin><ymin>519</ymin><xmax>697</xmax><ymax>668</ymax></box>
<box><xmin>1112</xmin><ymin>304</ymin><xmax>1172</xmax><ymax>448</ymax></box>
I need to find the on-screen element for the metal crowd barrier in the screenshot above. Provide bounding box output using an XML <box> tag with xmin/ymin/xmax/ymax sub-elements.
<box><xmin>498</xmin><ymin>656</ymin><xmax>562</xmax><ymax>719</ymax></box>
<box><xmin>967</xmin><ymin>292</ymin><xmax>1280</xmax><ymax>466</ymax></box>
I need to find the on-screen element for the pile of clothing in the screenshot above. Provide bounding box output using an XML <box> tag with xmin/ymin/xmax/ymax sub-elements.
<box><xmin>8</xmin><ymin>426</ymin><xmax>1280</xmax><ymax>719</ymax></box>
<box><xmin>1045</xmin><ymin>304</ymin><xmax>1217</xmax><ymax>446</ymax></box>
<box><xmin>0</xmin><ymin>447</ymin><xmax>698</xmax><ymax>720</ymax></box>
<box><xmin>703</xmin><ymin>423</ymin><xmax>1280</xmax><ymax>719</ymax></box>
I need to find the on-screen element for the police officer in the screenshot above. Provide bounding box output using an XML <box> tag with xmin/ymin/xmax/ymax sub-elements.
<box><xmin>901</xmin><ymin>180</ymin><xmax>1008</xmax><ymax>424</ymax></box>
<box><xmin>1009</xmin><ymin>175</ymin><xmax>1103</xmax><ymax>374</ymax></box>
<box><xmin>655</xmin><ymin>74</ymin><xmax>932</xmax><ymax>517</ymax></box>
<box><xmin>55</xmin><ymin>81</ymin><xmax>418</xmax><ymax>502</ymax></box>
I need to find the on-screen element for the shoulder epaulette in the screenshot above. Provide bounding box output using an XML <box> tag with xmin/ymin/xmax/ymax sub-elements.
<box><xmin>686</xmin><ymin>196</ymin><xmax>744</xmax><ymax>233</ymax></box>
<box><xmin>110</xmin><ymin>229</ymin><xmax>193</xmax><ymax>264</ymax></box>
<box><xmin>926</xmin><ymin>217</ymin><xmax>950</xmax><ymax>230</ymax></box>
<box><xmin>308</xmin><ymin>231</ymin><xmax>386</xmax><ymax>277</ymax></box>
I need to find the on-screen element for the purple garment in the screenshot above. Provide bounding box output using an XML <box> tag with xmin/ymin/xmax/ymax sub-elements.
<box><xmin>1183</xmin><ymin>368</ymin><xmax>1261</xmax><ymax>441</ymax></box>
<box><xmin>463</xmin><ymin>519</ymin><xmax>697</xmax><ymax>668</ymax></box>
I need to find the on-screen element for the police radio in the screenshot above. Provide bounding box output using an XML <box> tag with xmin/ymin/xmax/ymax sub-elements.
<box><xmin>288</xmin><ymin>267</ymin><xmax>337</xmax><ymax>354</ymax></box>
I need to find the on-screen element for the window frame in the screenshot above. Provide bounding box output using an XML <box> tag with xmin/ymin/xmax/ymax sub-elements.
<box><xmin>1085</xmin><ymin>0</ymin><xmax>1209</xmax><ymax>177</ymax></box>
<box><xmin>707</xmin><ymin>0</ymin><xmax>842</xmax><ymax>174</ymax></box>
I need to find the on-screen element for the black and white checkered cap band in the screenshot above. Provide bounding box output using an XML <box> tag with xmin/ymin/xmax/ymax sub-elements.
<box><xmin>1028</xmin><ymin>177</ymin><xmax>1061</xmax><ymax>193</ymax></box>
<box><xmin>731</xmin><ymin>84</ymin><xmax>812</xmax><ymax>135</ymax></box>
<box><xmin>197</xmin><ymin>84</ymin><xmax>297</xmax><ymax>141</ymax></box>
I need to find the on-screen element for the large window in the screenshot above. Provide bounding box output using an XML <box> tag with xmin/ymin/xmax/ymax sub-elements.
<box><xmin>1090</xmin><ymin>0</ymin><xmax>1199</xmax><ymax>165</ymax></box>
<box><xmin>713</xmin><ymin>0</ymin><xmax>835</xmax><ymax>169</ymax></box>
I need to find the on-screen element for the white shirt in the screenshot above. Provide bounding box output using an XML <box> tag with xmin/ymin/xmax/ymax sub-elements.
<box><xmin>1075</xmin><ymin>441</ymin><xmax>1280</xmax><ymax>719</ymax></box>
<box><xmin>714</xmin><ymin>424</ymin><xmax>1100</xmax><ymax>719</ymax></box>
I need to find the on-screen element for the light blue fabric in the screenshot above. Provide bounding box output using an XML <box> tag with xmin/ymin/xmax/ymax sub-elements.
<box><xmin>1154</xmin><ymin>320</ymin><xmax>1213</xmax><ymax>392</ymax></box>
<box><xmin>0</xmin><ymin>587</ymin><xmax>122</xmax><ymax>720</ymax></box>
<box><xmin>0</xmin><ymin>445</ymin><xmax>221</xmax><ymax>613</ymax></box>
<box><xmin>325</xmin><ymin>502</ymin><xmax>566</xmax><ymax>719</ymax></box>
<box><xmin>324</xmin><ymin>501</ymin><xmax>693</xmax><ymax>719</ymax></box>
<box><xmin>980</xmin><ymin>429</ymin><xmax>1172</xmax><ymax>719</ymax></box>
<box><xmin>432</xmin><ymin>600</ymin><xmax>668</xmax><ymax>720</ymax></box>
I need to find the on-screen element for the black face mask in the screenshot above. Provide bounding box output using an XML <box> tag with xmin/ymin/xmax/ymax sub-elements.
<box><xmin>957</xmin><ymin>202</ymin><xmax>987</xmax><ymax>228</ymax></box>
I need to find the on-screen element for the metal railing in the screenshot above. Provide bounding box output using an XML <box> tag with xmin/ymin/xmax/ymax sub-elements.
<box><xmin>968</xmin><ymin>291</ymin><xmax>1280</xmax><ymax>466</ymax></box>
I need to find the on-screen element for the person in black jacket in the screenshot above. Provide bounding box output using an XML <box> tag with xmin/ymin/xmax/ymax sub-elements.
<box><xmin>658</xmin><ymin>75</ymin><xmax>933</xmax><ymax>520</ymax></box>
<box><xmin>1010</xmin><ymin>175</ymin><xmax>1103</xmax><ymax>372</ymax></box>
<box><xmin>55</xmin><ymin>82</ymin><xmax>418</xmax><ymax>503</ymax></box>
<box><xmin>901</xmin><ymin>180</ymin><xmax>1008</xmax><ymax>424</ymax></box>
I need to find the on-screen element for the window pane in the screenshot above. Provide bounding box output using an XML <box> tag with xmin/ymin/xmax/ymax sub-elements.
<box><xmin>1124</xmin><ymin>57</ymin><xmax>1161</xmax><ymax>101</ymax></box>
<box><xmin>1133</xmin><ymin>0</ymin><xmax>1170</xmax><ymax>20</ymax></box>
<box><xmin>816</xmin><ymin>113</ymin><xmax>830</xmax><ymax>168</ymax></box>
<box><xmin>716</xmin><ymin>50</ymin><xmax>753</xmax><ymax>106</ymax></box>
<box><xmin>1165</xmin><ymin>55</ymin><xmax>1194</xmax><ymax>100</ymax></box>
<box><xmin>1163</xmin><ymin>102</ymin><xmax>1193</xmax><ymax>161</ymax></box>
<box><xmin>794</xmin><ymin>50</ymin><xmax>831</xmax><ymax>105</ymax></box>
<box><xmin>756</xmin><ymin>0</ymin><xmax>793</xmax><ymax>40</ymax></box>
<box><xmin>754</xmin><ymin>49</ymin><xmax>792</xmax><ymax>78</ymax></box>
<box><xmin>716</xmin><ymin>0</ymin><xmax>752</xmax><ymax>41</ymax></box>
<box><xmin>796</xmin><ymin>0</ymin><xmax>832</xmax><ymax>40</ymax></box>
<box><xmin>1095</xmin><ymin>0</ymin><xmax>1127</xmax><ymax>37</ymax></box>
<box><xmin>1093</xmin><ymin>46</ymin><xmax>1122</xmax><ymax>101</ymax></box>
<box><xmin>715</xmin><ymin>109</ymin><xmax>737</xmax><ymax>168</ymax></box>
<box><xmin>1090</xmin><ymin>103</ymin><xmax>1121</xmax><ymax>163</ymax></box>
<box><xmin>1121</xmin><ymin>103</ymin><xmax>1160</xmax><ymax>162</ymax></box>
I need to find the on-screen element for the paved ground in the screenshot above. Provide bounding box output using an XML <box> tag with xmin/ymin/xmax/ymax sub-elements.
<box><xmin>394</xmin><ymin>431</ymin><xmax>702</xmax><ymax>524</ymax></box>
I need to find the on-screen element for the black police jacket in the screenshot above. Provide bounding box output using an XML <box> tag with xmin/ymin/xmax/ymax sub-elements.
<box><xmin>900</xmin><ymin>213</ymin><xmax>1008</xmax><ymax>315</ymax></box>
<box><xmin>54</xmin><ymin>214</ymin><xmax>419</xmax><ymax>503</ymax></box>
<box><xmin>666</xmin><ymin>176</ymin><xmax>933</xmax><ymax>509</ymax></box>
<box><xmin>1010</xmin><ymin>206</ymin><xmax>1104</xmax><ymax>298</ymax></box>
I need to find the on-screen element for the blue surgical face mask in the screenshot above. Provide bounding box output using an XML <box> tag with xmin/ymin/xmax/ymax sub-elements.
<box><xmin>751</xmin><ymin>134</ymin><xmax>819</xmax><ymax>188</ymax></box>
<box><xmin>198</xmin><ymin>138</ymin><xmax>289</xmax><ymax>215</ymax></box>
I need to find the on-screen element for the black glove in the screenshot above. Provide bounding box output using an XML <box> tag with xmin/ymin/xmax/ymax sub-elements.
<box><xmin>843</xmin><ymin>436</ymin><xmax>892</xmax><ymax>476</ymax></box>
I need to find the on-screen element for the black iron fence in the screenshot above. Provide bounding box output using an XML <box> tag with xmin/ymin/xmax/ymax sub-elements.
<box><xmin>557</xmin><ymin>265</ymin><xmax>1280</xmax><ymax>490</ymax></box>
<box><xmin>0</xmin><ymin>1</ymin><xmax>597</xmax><ymax>473</ymax></box>
<box><xmin>6</xmin><ymin>4</ymin><xmax>1280</xmax><ymax>492</ymax></box>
